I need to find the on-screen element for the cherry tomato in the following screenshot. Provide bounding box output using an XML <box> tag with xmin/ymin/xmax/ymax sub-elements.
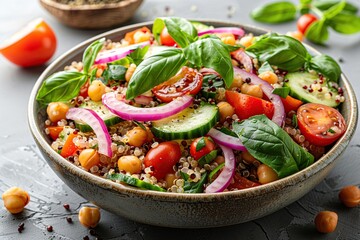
<box><xmin>144</xmin><ymin>141</ymin><xmax>181</xmax><ymax>179</ymax></box>
<box><xmin>281</xmin><ymin>95</ymin><xmax>303</xmax><ymax>113</ymax></box>
<box><xmin>60</xmin><ymin>132</ymin><xmax>79</xmax><ymax>158</ymax></box>
<box><xmin>153</xmin><ymin>67</ymin><xmax>203</xmax><ymax>102</ymax></box>
<box><xmin>79</xmin><ymin>81</ymin><xmax>90</xmax><ymax>98</ymax></box>
<box><xmin>47</xmin><ymin>126</ymin><xmax>64</xmax><ymax>141</ymax></box>
<box><xmin>227</xmin><ymin>172</ymin><xmax>261</xmax><ymax>190</ymax></box>
<box><xmin>297</xmin><ymin>14</ymin><xmax>318</xmax><ymax>34</ymax></box>
<box><xmin>190</xmin><ymin>137</ymin><xmax>216</xmax><ymax>160</ymax></box>
<box><xmin>297</xmin><ymin>103</ymin><xmax>346</xmax><ymax>146</ymax></box>
<box><xmin>0</xmin><ymin>18</ymin><xmax>57</xmax><ymax>67</ymax></box>
<box><xmin>225</xmin><ymin>91</ymin><xmax>274</xmax><ymax>120</ymax></box>
<box><xmin>160</xmin><ymin>27</ymin><xmax>176</xmax><ymax>46</ymax></box>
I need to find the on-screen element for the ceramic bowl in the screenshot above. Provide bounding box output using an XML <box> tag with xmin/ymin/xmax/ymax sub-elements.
<box><xmin>28</xmin><ymin>20</ymin><xmax>358</xmax><ymax>228</ymax></box>
<box><xmin>39</xmin><ymin>0</ymin><xmax>143</xmax><ymax>29</ymax></box>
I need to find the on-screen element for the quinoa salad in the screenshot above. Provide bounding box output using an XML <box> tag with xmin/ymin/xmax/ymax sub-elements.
<box><xmin>36</xmin><ymin>17</ymin><xmax>347</xmax><ymax>193</ymax></box>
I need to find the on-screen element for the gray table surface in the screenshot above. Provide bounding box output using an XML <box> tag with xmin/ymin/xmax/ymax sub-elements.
<box><xmin>1</xmin><ymin>0</ymin><xmax>360</xmax><ymax>239</ymax></box>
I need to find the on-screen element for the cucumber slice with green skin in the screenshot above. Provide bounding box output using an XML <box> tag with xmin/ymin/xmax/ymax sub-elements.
<box><xmin>107</xmin><ymin>173</ymin><xmax>166</xmax><ymax>192</ymax></box>
<box><xmin>152</xmin><ymin>103</ymin><xmax>219</xmax><ymax>140</ymax></box>
<box><xmin>284</xmin><ymin>71</ymin><xmax>339</xmax><ymax>107</ymax></box>
<box><xmin>75</xmin><ymin>100</ymin><xmax>122</xmax><ymax>132</ymax></box>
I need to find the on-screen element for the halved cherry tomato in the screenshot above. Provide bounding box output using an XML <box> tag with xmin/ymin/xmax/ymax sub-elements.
<box><xmin>124</xmin><ymin>27</ymin><xmax>151</xmax><ymax>45</ymax></box>
<box><xmin>60</xmin><ymin>132</ymin><xmax>79</xmax><ymax>158</ymax></box>
<box><xmin>227</xmin><ymin>172</ymin><xmax>261</xmax><ymax>190</ymax></box>
<box><xmin>190</xmin><ymin>137</ymin><xmax>216</xmax><ymax>160</ymax></box>
<box><xmin>0</xmin><ymin>18</ymin><xmax>57</xmax><ymax>67</ymax></box>
<box><xmin>297</xmin><ymin>14</ymin><xmax>318</xmax><ymax>34</ymax></box>
<box><xmin>160</xmin><ymin>27</ymin><xmax>176</xmax><ymax>46</ymax></box>
<box><xmin>47</xmin><ymin>126</ymin><xmax>64</xmax><ymax>141</ymax></box>
<box><xmin>153</xmin><ymin>66</ymin><xmax>203</xmax><ymax>102</ymax></box>
<box><xmin>144</xmin><ymin>141</ymin><xmax>181</xmax><ymax>179</ymax></box>
<box><xmin>225</xmin><ymin>91</ymin><xmax>274</xmax><ymax>120</ymax></box>
<box><xmin>281</xmin><ymin>95</ymin><xmax>303</xmax><ymax>113</ymax></box>
<box><xmin>297</xmin><ymin>103</ymin><xmax>346</xmax><ymax>146</ymax></box>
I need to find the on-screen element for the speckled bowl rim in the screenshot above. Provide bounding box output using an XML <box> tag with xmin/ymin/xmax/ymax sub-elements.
<box><xmin>28</xmin><ymin>19</ymin><xmax>358</xmax><ymax>203</ymax></box>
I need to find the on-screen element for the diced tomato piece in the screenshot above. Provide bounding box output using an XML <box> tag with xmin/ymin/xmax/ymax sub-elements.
<box><xmin>281</xmin><ymin>95</ymin><xmax>303</xmax><ymax>113</ymax></box>
<box><xmin>60</xmin><ymin>132</ymin><xmax>79</xmax><ymax>158</ymax></box>
<box><xmin>47</xmin><ymin>126</ymin><xmax>64</xmax><ymax>140</ymax></box>
<box><xmin>225</xmin><ymin>91</ymin><xmax>274</xmax><ymax>120</ymax></box>
<box><xmin>228</xmin><ymin>172</ymin><xmax>261</xmax><ymax>190</ymax></box>
<box><xmin>124</xmin><ymin>27</ymin><xmax>151</xmax><ymax>44</ymax></box>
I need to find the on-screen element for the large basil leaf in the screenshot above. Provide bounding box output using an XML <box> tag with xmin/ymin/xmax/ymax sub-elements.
<box><xmin>328</xmin><ymin>13</ymin><xmax>360</xmax><ymax>34</ymax></box>
<box><xmin>251</xmin><ymin>1</ymin><xmax>297</xmax><ymax>23</ymax></box>
<box><xmin>153</xmin><ymin>17</ymin><xmax>197</xmax><ymax>48</ymax></box>
<box><xmin>233</xmin><ymin>115</ymin><xmax>314</xmax><ymax>178</ymax></box>
<box><xmin>246</xmin><ymin>33</ymin><xmax>309</xmax><ymax>72</ymax></box>
<box><xmin>322</xmin><ymin>0</ymin><xmax>346</xmax><ymax>19</ymax></box>
<box><xmin>125</xmin><ymin>48</ymin><xmax>186</xmax><ymax>99</ymax></box>
<box><xmin>313</xmin><ymin>0</ymin><xmax>358</xmax><ymax>14</ymax></box>
<box><xmin>305</xmin><ymin>55</ymin><xmax>341</xmax><ymax>82</ymax></box>
<box><xmin>305</xmin><ymin>19</ymin><xmax>329</xmax><ymax>44</ymax></box>
<box><xmin>184</xmin><ymin>38</ymin><xmax>234</xmax><ymax>87</ymax></box>
<box><xmin>36</xmin><ymin>71</ymin><xmax>88</xmax><ymax>105</ymax></box>
<box><xmin>82</xmin><ymin>38</ymin><xmax>105</xmax><ymax>74</ymax></box>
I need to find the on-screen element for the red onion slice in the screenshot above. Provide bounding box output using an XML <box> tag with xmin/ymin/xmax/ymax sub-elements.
<box><xmin>231</xmin><ymin>49</ymin><xmax>254</xmax><ymax>73</ymax></box>
<box><xmin>66</xmin><ymin>108</ymin><xmax>112</xmax><ymax>158</ymax></box>
<box><xmin>233</xmin><ymin>67</ymin><xmax>285</xmax><ymax>126</ymax></box>
<box><xmin>205</xmin><ymin>144</ymin><xmax>236</xmax><ymax>193</ymax></box>
<box><xmin>102</xmin><ymin>92</ymin><xmax>193</xmax><ymax>121</ymax></box>
<box><xmin>207</xmin><ymin>128</ymin><xmax>246</xmax><ymax>151</ymax></box>
<box><xmin>94</xmin><ymin>41</ymin><xmax>151</xmax><ymax>64</ymax></box>
<box><xmin>198</xmin><ymin>27</ymin><xmax>245</xmax><ymax>38</ymax></box>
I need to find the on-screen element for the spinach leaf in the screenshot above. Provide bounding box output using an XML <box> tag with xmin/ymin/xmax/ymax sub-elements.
<box><xmin>184</xmin><ymin>38</ymin><xmax>234</xmax><ymax>87</ymax></box>
<box><xmin>181</xmin><ymin>172</ymin><xmax>208</xmax><ymax>193</ymax></box>
<box><xmin>125</xmin><ymin>48</ymin><xmax>186</xmax><ymax>99</ymax></box>
<box><xmin>272</xmin><ymin>87</ymin><xmax>290</xmax><ymax>98</ymax></box>
<box><xmin>305</xmin><ymin>19</ymin><xmax>329</xmax><ymax>44</ymax></box>
<box><xmin>36</xmin><ymin>71</ymin><xmax>88</xmax><ymax>105</ymax></box>
<box><xmin>102</xmin><ymin>65</ymin><xmax>127</xmax><ymax>82</ymax></box>
<box><xmin>82</xmin><ymin>38</ymin><xmax>105</xmax><ymax>74</ymax></box>
<box><xmin>246</xmin><ymin>33</ymin><xmax>309</xmax><ymax>72</ymax></box>
<box><xmin>305</xmin><ymin>54</ymin><xmax>341</xmax><ymax>82</ymax></box>
<box><xmin>258</xmin><ymin>61</ymin><xmax>274</xmax><ymax>74</ymax></box>
<box><xmin>153</xmin><ymin>17</ymin><xmax>197</xmax><ymax>48</ymax></box>
<box><xmin>328</xmin><ymin>13</ymin><xmax>360</xmax><ymax>34</ymax></box>
<box><xmin>232</xmin><ymin>115</ymin><xmax>314</xmax><ymax>178</ymax></box>
<box><xmin>251</xmin><ymin>1</ymin><xmax>297</xmax><ymax>23</ymax></box>
<box><xmin>313</xmin><ymin>0</ymin><xmax>358</xmax><ymax>14</ymax></box>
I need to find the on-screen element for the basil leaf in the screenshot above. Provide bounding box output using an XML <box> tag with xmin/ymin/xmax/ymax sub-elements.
<box><xmin>328</xmin><ymin>13</ymin><xmax>360</xmax><ymax>34</ymax></box>
<box><xmin>305</xmin><ymin>19</ymin><xmax>329</xmax><ymax>44</ymax></box>
<box><xmin>313</xmin><ymin>0</ymin><xmax>358</xmax><ymax>14</ymax></box>
<box><xmin>322</xmin><ymin>0</ymin><xmax>346</xmax><ymax>20</ymax></box>
<box><xmin>82</xmin><ymin>38</ymin><xmax>105</xmax><ymax>74</ymax></box>
<box><xmin>128</xmin><ymin>45</ymin><xmax>149</xmax><ymax>65</ymax></box>
<box><xmin>258</xmin><ymin>61</ymin><xmax>274</xmax><ymax>74</ymax></box>
<box><xmin>272</xmin><ymin>87</ymin><xmax>290</xmax><ymax>98</ymax></box>
<box><xmin>198</xmin><ymin>150</ymin><xmax>218</xmax><ymax>167</ymax></box>
<box><xmin>196</xmin><ymin>137</ymin><xmax>206</xmax><ymax>151</ymax></box>
<box><xmin>219</xmin><ymin>127</ymin><xmax>238</xmax><ymax>138</ymax></box>
<box><xmin>233</xmin><ymin>115</ymin><xmax>314</xmax><ymax>178</ymax></box>
<box><xmin>36</xmin><ymin>71</ymin><xmax>88</xmax><ymax>105</ymax></box>
<box><xmin>153</xmin><ymin>17</ymin><xmax>197</xmax><ymax>48</ymax></box>
<box><xmin>102</xmin><ymin>65</ymin><xmax>127</xmax><ymax>82</ymax></box>
<box><xmin>292</xmin><ymin>114</ymin><xmax>298</xmax><ymax>128</ymax></box>
<box><xmin>181</xmin><ymin>172</ymin><xmax>208</xmax><ymax>193</ymax></box>
<box><xmin>251</xmin><ymin>1</ymin><xmax>297</xmax><ymax>23</ymax></box>
<box><xmin>125</xmin><ymin>48</ymin><xmax>186</xmax><ymax>99</ymax></box>
<box><xmin>305</xmin><ymin>55</ymin><xmax>341</xmax><ymax>82</ymax></box>
<box><xmin>184</xmin><ymin>38</ymin><xmax>234</xmax><ymax>87</ymax></box>
<box><xmin>246</xmin><ymin>33</ymin><xmax>309</xmax><ymax>72</ymax></box>
<box><xmin>208</xmin><ymin>162</ymin><xmax>224</xmax><ymax>181</ymax></box>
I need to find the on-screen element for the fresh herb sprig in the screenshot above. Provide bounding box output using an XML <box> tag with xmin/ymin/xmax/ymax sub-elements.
<box><xmin>251</xmin><ymin>0</ymin><xmax>360</xmax><ymax>44</ymax></box>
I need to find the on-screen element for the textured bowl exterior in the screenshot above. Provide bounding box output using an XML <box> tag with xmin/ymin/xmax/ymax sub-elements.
<box><xmin>28</xmin><ymin>20</ymin><xmax>358</xmax><ymax>228</ymax></box>
<box><xmin>39</xmin><ymin>0</ymin><xmax>143</xmax><ymax>29</ymax></box>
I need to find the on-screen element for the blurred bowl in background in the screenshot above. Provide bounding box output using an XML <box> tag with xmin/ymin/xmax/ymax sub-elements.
<box><xmin>39</xmin><ymin>0</ymin><xmax>143</xmax><ymax>29</ymax></box>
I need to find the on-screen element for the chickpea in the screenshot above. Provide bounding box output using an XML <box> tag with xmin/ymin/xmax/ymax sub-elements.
<box><xmin>338</xmin><ymin>185</ymin><xmax>360</xmax><ymax>207</ymax></box>
<box><xmin>214</xmin><ymin>156</ymin><xmax>225</xmax><ymax>165</ymax></box>
<box><xmin>117</xmin><ymin>155</ymin><xmax>142</xmax><ymax>174</ymax></box>
<box><xmin>125</xmin><ymin>63</ymin><xmax>137</xmax><ymax>82</ymax></box>
<box><xmin>88</xmin><ymin>80</ymin><xmax>106</xmax><ymax>102</ymax></box>
<box><xmin>257</xmin><ymin>164</ymin><xmax>278</xmax><ymax>184</ymax></box>
<box><xmin>47</xmin><ymin>102</ymin><xmax>69</xmax><ymax>123</ymax></box>
<box><xmin>241</xmin><ymin>83</ymin><xmax>263</xmax><ymax>98</ymax></box>
<box><xmin>217</xmin><ymin>101</ymin><xmax>235</xmax><ymax>123</ymax></box>
<box><xmin>78</xmin><ymin>206</ymin><xmax>101</xmax><ymax>228</ymax></box>
<box><xmin>126</xmin><ymin>126</ymin><xmax>148</xmax><ymax>147</ymax></box>
<box><xmin>314</xmin><ymin>211</ymin><xmax>338</xmax><ymax>233</ymax></box>
<box><xmin>258</xmin><ymin>71</ymin><xmax>279</xmax><ymax>84</ymax></box>
<box><xmin>239</xmin><ymin>35</ymin><xmax>254</xmax><ymax>48</ymax></box>
<box><xmin>241</xmin><ymin>151</ymin><xmax>257</xmax><ymax>164</ymax></box>
<box><xmin>286</xmin><ymin>31</ymin><xmax>304</xmax><ymax>42</ymax></box>
<box><xmin>79</xmin><ymin>149</ymin><xmax>100</xmax><ymax>171</ymax></box>
<box><xmin>2</xmin><ymin>187</ymin><xmax>30</xmax><ymax>214</ymax></box>
<box><xmin>133</xmin><ymin>31</ymin><xmax>151</xmax><ymax>44</ymax></box>
<box><xmin>230</xmin><ymin>73</ymin><xmax>243</xmax><ymax>89</ymax></box>
<box><xmin>221</xmin><ymin>35</ymin><xmax>236</xmax><ymax>45</ymax></box>
<box><xmin>164</xmin><ymin>173</ymin><xmax>177</xmax><ymax>188</ymax></box>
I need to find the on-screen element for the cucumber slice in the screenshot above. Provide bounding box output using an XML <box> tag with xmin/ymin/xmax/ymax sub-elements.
<box><xmin>75</xmin><ymin>100</ymin><xmax>122</xmax><ymax>132</ymax></box>
<box><xmin>284</xmin><ymin>71</ymin><xmax>339</xmax><ymax>107</ymax></box>
<box><xmin>152</xmin><ymin>103</ymin><xmax>219</xmax><ymax>140</ymax></box>
<box><xmin>107</xmin><ymin>173</ymin><xmax>166</xmax><ymax>192</ymax></box>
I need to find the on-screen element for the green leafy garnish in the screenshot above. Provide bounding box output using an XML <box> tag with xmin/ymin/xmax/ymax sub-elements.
<box><xmin>233</xmin><ymin>115</ymin><xmax>314</xmax><ymax>178</ymax></box>
<box><xmin>102</xmin><ymin>65</ymin><xmax>127</xmax><ymax>82</ymax></box>
<box><xmin>198</xmin><ymin>150</ymin><xmax>218</xmax><ymax>167</ymax></box>
<box><xmin>251</xmin><ymin>1</ymin><xmax>297</xmax><ymax>23</ymax></box>
<box><xmin>181</xmin><ymin>172</ymin><xmax>208</xmax><ymax>193</ymax></box>
<box><xmin>305</xmin><ymin>55</ymin><xmax>341</xmax><ymax>82</ymax></box>
<box><xmin>258</xmin><ymin>61</ymin><xmax>274</xmax><ymax>74</ymax></box>
<box><xmin>82</xmin><ymin>38</ymin><xmax>105</xmax><ymax>74</ymax></box>
<box><xmin>107</xmin><ymin>173</ymin><xmax>166</xmax><ymax>192</ymax></box>
<box><xmin>292</xmin><ymin>114</ymin><xmax>298</xmax><ymax>128</ymax></box>
<box><xmin>208</xmin><ymin>163</ymin><xmax>225</xmax><ymax>181</ymax></box>
<box><xmin>272</xmin><ymin>87</ymin><xmax>290</xmax><ymax>98</ymax></box>
<box><xmin>196</xmin><ymin>137</ymin><xmax>206</xmax><ymax>151</ymax></box>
